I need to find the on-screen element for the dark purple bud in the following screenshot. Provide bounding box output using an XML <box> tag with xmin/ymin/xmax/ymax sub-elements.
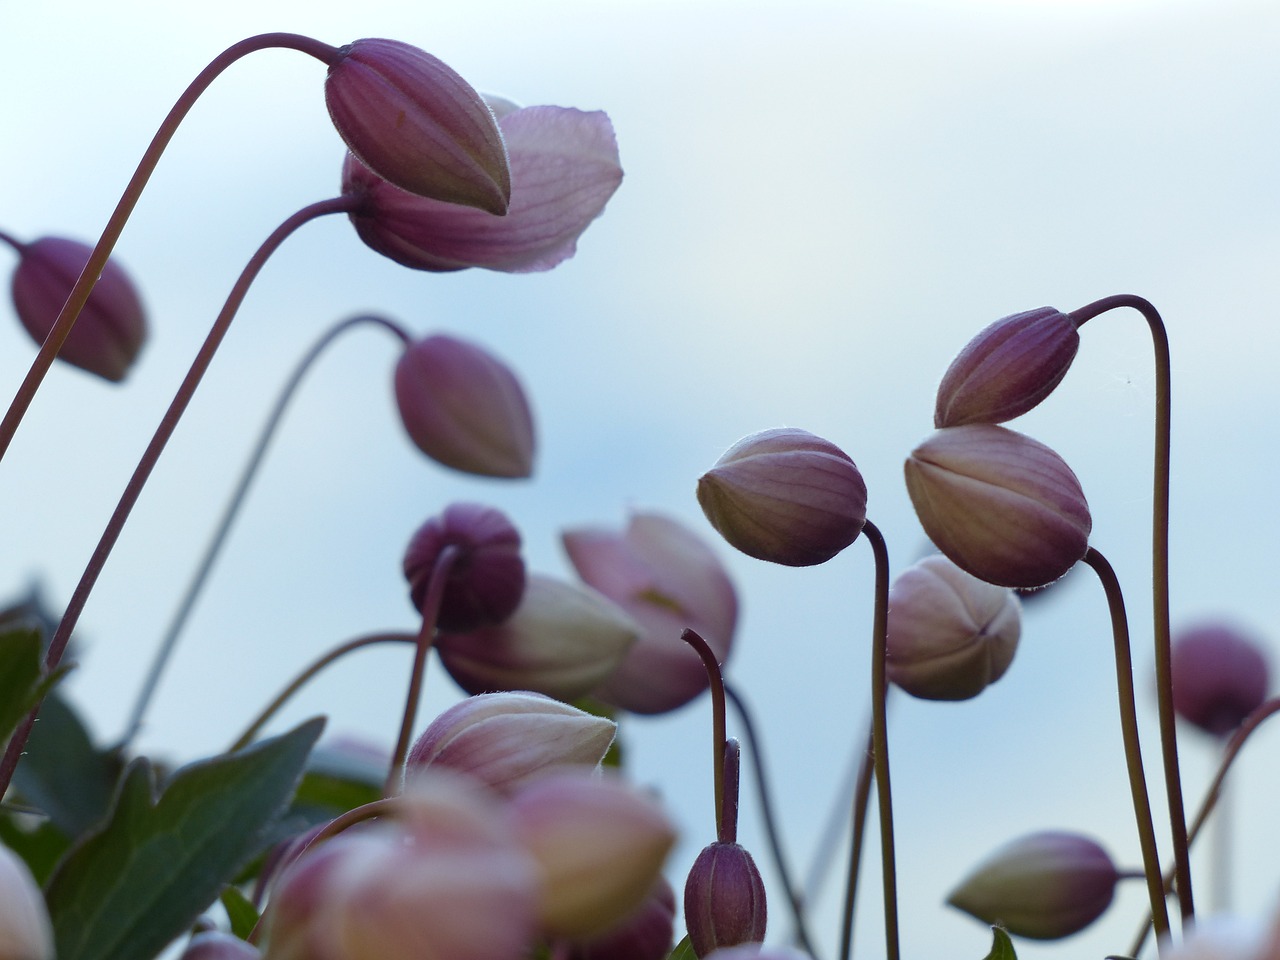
<box><xmin>569</xmin><ymin>877</ymin><xmax>677</xmax><ymax>960</ymax></box>
<box><xmin>1171</xmin><ymin>623</ymin><xmax>1270</xmax><ymax>737</ymax></box>
<box><xmin>683</xmin><ymin>842</ymin><xmax>767</xmax><ymax>958</ymax></box>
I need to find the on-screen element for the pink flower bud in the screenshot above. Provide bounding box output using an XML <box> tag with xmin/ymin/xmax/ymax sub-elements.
<box><xmin>1171</xmin><ymin>623</ymin><xmax>1270</xmax><ymax>737</ymax></box>
<box><xmin>395</xmin><ymin>334</ymin><xmax>535</xmax><ymax>478</ymax></box>
<box><xmin>905</xmin><ymin>424</ymin><xmax>1091</xmax><ymax>589</ymax></box>
<box><xmin>563</xmin><ymin>512</ymin><xmax>738</xmax><ymax>714</ymax></box>
<box><xmin>683</xmin><ymin>843</ymin><xmax>768</xmax><ymax>958</ymax></box>
<box><xmin>569</xmin><ymin>877</ymin><xmax>677</xmax><ymax>960</ymax></box>
<box><xmin>0</xmin><ymin>844</ymin><xmax>52</xmax><ymax>960</ymax></box>
<box><xmin>403</xmin><ymin>503</ymin><xmax>525</xmax><ymax>632</ymax></box>
<box><xmin>407</xmin><ymin>691</ymin><xmax>616</xmax><ymax>795</ymax></box>
<box><xmin>946</xmin><ymin>831</ymin><xmax>1118</xmax><ymax>940</ymax></box>
<box><xmin>179</xmin><ymin>933</ymin><xmax>260</xmax><ymax>960</ymax></box>
<box><xmin>435</xmin><ymin>574</ymin><xmax>639</xmax><ymax>700</ymax></box>
<box><xmin>343</xmin><ymin>105</ymin><xmax>621</xmax><ymax>273</ymax></box>
<box><xmin>325</xmin><ymin>39</ymin><xmax>510</xmax><ymax>213</ymax></box>
<box><xmin>697</xmin><ymin>428</ymin><xmax>867</xmax><ymax>567</ymax></box>
<box><xmin>509</xmin><ymin>770</ymin><xmax>677</xmax><ymax>938</ymax></box>
<box><xmin>886</xmin><ymin>554</ymin><xmax>1021</xmax><ymax>701</ymax></box>
<box><xmin>934</xmin><ymin>308</ymin><xmax>1080</xmax><ymax>428</ymax></box>
<box><xmin>9</xmin><ymin>236</ymin><xmax>146</xmax><ymax>382</ymax></box>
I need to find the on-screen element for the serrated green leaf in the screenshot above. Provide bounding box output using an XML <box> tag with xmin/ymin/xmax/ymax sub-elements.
<box><xmin>220</xmin><ymin>886</ymin><xmax>259</xmax><ymax>941</ymax></box>
<box><xmin>667</xmin><ymin>935</ymin><xmax>697</xmax><ymax>960</ymax></box>
<box><xmin>46</xmin><ymin>717</ymin><xmax>324</xmax><ymax>960</ymax></box>
<box><xmin>983</xmin><ymin>926</ymin><xmax>1018</xmax><ymax>960</ymax></box>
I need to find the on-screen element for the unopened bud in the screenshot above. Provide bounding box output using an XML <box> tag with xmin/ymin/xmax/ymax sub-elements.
<box><xmin>0</xmin><ymin>843</ymin><xmax>53</xmax><ymax>960</ymax></box>
<box><xmin>683</xmin><ymin>843</ymin><xmax>768</xmax><ymax>958</ymax></box>
<box><xmin>1172</xmin><ymin>623</ymin><xmax>1270</xmax><ymax>737</ymax></box>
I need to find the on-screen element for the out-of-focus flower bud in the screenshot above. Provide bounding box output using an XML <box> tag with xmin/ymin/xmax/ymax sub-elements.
<box><xmin>395</xmin><ymin>334</ymin><xmax>535</xmax><ymax>478</ymax></box>
<box><xmin>0</xmin><ymin>844</ymin><xmax>53</xmax><ymax>960</ymax></box>
<box><xmin>905</xmin><ymin>425</ymin><xmax>1091</xmax><ymax>589</ymax></box>
<box><xmin>934</xmin><ymin>308</ymin><xmax>1080</xmax><ymax>428</ymax></box>
<box><xmin>886</xmin><ymin>554</ymin><xmax>1021</xmax><ymax>701</ymax></box>
<box><xmin>696</xmin><ymin>428</ymin><xmax>867</xmax><ymax>567</ymax></box>
<box><xmin>403</xmin><ymin>503</ymin><xmax>525</xmax><ymax>632</ymax></box>
<box><xmin>569</xmin><ymin>877</ymin><xmax>676</xmax><ymax>960</ymax></box>
<box><xmin>1171</xmin><ymin>623</ymin><xmax>1270</xmax><ymax>737</ymax></box>
<box><xmin>325</xmin><ymin>38</ymin><xmax>510</xmax><ymax>213</ymax></box>
<box><xmin>343</xmin><ymin>104</ymin><xmax>621</xmax><ymax>273</ymax></box>
<box><xmin>704</xmin><ymin>948</ymin><xmax>812</xmax><ymax>960</ymax></box>
<box><xmin>563</xmin><ymin>512</ymin><xmax>738</xmax><ymax>714</ymax></box>
<box><xmin>407</xmin><ymin>691</ymin><xmax>616</xmax><ymax>795</ymax></box>
<box><xmin>510</xmin><ymin>770</ymin><xmax>677</xmax><ymax>938</ymax></box>
<box><xmin>683</xmin><ymin>843</ymin><xmax>768</xmax><ymax>958</ymax></box>
<box><xmin>9</xmin><ymin>235</ymin><xmax>146</xmax><ymax>382</ymax></box>
<box><xmin>179</xmin><ymin>932</ymin><xmax>260</xmax><ymax>960</ymax></box>
<box><xmin>946</xmin><ymin>831</ymin><xmax>1118</xmax><ymax>940</ymax></box>
<box><xmin>435</xmin><ymin>574</ymin><xmax>639</xmax><ymax>700</ymax></box>
<box><xmin>1161</xmin><ymin>910</ymin><xmax>1280</xmax><ymax>960</ymax></box>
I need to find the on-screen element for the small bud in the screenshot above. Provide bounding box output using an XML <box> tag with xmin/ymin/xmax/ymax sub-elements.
<box><xmin>683</xmin><ymin>843</ymin><xmax>768</xmax><ymax>958</ymax></box>
<box><xmin>0</xmin><ymin>843</ymin><xmax>53</xmax><ymax>960</ymax></box>
<box><xmin>325</xmin><ymin>38</ymin><xmax>510</xmax><ymax>213</ymax></box>
<box><xmin>407</xmin><ymin>691</ymin><xmax>616</xmax><ymax>795</ymax></box>
<box><xmin>1171</xmin><ymin>623</ymin><xmax>1270</xmax><ymax>737</ymax></box>
<box><xmin>569</xmin><ymin>877</ymin><xmax>676</xmax><ymax>960</ymax></box>
<box><xmin>395</xmin><ymin>334</ymin><xmax>535</xmax><ymax>478</ymax></box>
<box><xmin>946</xmin><ymin>831</ymin><xmax>1118</xmax><ymax>940</ymax></box>
<box><xmin>435</xmin><ymin>574</ymin><xmax>639</xmax><ymax>700</ymax></box>
<box><xmin>886</xmin><ymin>554</ymin><xmax>1021</xmax><ymax>701</ymax></box>
<box><xmin>697</xmin><ymin>428</ymin><xmax>867</xmax><ymax>567</ymax></box>
<box><xmin>905</xmin><ymin>424</ymin><xmax>1091</xmax><ymax>589</ymax></box>
<box><xmin>9</xmin><ymin>236</ymin><xmax>146</xmax><ymax>381</ymax></box>
<box><xmin>403</xmin><ymin>503</ymin><xmax>525</xmax><ymax>632</ymax></box>
<box><xmin>935</xmin><ymin>308</ymin><xmax>1080</xmax><ymax>428</ymax></box>
<box><xmin>179</xmin><ymin>932</ymin><xmax>260</xmax><ymax>960</ymax></box>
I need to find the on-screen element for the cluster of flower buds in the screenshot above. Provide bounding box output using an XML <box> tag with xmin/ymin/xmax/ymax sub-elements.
<box><xmin>1171</xmin><ymin>622</ymin><xmax>1271</xmax><ymax>737</ymax></box>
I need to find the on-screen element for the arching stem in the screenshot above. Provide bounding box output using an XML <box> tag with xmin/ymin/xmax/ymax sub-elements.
<box><xmin>682</xmin><ymin>628</ymin><xmax>728</xmax><ymax>840</ymax></box>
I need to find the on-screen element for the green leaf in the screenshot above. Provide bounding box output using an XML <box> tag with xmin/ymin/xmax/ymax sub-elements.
<box><xmin>983</xmin><ymin>926</ymin><xmax>1018</xmax><ymax>960</ymax></box>
<box><xmin>667</xmin><ymin>935</ymin><xmax>697</xmax><ymax>960</ymax></box>
<box><xmin>220</xmin><ymin>886</ymin><xmax>259</xmax><ymax>941</ymax></box>
<box><xmin>46</xmin><ymin>717</ymin><xmax>324</xmax><ymax>960</ymax></box>
<box><xmin>0</xmin><ymin>627</ymin><xmax>69</xmax><ymax>744</ymax></box>
<box><xmin>0</xmin><ymin>814</ymin><xmax>71</xmax><ymax>886</ymax></box>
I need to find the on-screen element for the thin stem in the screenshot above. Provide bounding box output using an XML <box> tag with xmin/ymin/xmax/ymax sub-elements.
<box><xmin>0</xmin><ymin>195</ymin><xmax>357</xmax><ymax>798</ymax></box>
<box><xmin>723</xmin><ymin>681</ymin><xmax>820</xmax><ymax>958</ymax></box>
<box><xmin>682</xmin><ymin>628</ymin><xmax>729</xmax><ymax>841</ymax></box>
<box><xmin>384</xmin><ymin>545</ymin><xmax>460</xmax><ymax>796</ymax></box>
<box><xmin>1070</xmin><ymin>294</ymin><xmax>1191</xmax><ymax>923</ymax></box>
<box><xmin>839</xmin><ymin>719</ymin><xmax>876</xmax><ymax>960</ymax></box>
<box><xmin>1081</xmin><ymin>546</ymin><xmax>1171</xmax><ymax>949</ymax></box>
<box><xmin>721</xmin><ymin>738</ymin><xmax>741</xmax><ymax>845</ymax></box>
<box><xmin>122</xmin><ymin>314</ymin><xmax>412</xmax><ymax>745</ymax></box>
<box><xmin>0</xmin><ymin>33</ymin><xmax>340</xmax><ymax>465</ymax></box>
<box><xmin>228</xmin><ymin>632</ymin><xmax>417</xmax><ymax>753</ymax></box>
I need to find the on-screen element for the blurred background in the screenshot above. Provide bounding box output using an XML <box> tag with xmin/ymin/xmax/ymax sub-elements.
<box><xmin>3</xmin><ymin>0</ymin><xmax>1279</xmax><ymax>956</ymax></box>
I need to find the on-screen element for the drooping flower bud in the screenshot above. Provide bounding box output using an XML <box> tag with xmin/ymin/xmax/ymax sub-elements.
<box><xmin>934</xmin><ymin>307</ymin><xmax>1080</xmax><ymax>428</ymax></box>
<box><xmin>395</xmin><ymin>334</ymin><xmax>535</xmax><ymax>478</ymax></box>
<box><xmin>1171</xmin><ymin>623</ymin><xmax>1270</xmax><ymax>737</ymax></box>
<box><xmin>697</xmin><ymin>428</ymin><xmax>867</xmax><ymax>567</ymax></box>
<box><xmin>946</xmin><ymin>831</ymin><xmax>1119</xmax><ymax>940</ymax></box>
<box><xmin>683</xmin><ymin>842</ymin><xmax>768</xmax><ymax>958</ymax></box>
<box><xmin>434</xmin><ymin>574</ymin><xmax>639</xmax><ymax>700</ymax></box>
<box><xmin>0</xmin><ymin>843</ymin><xmax>53</xmax><ymax>960</ymax></box>
<box><xmin>905</xmin><ymin>424</ymin><xmax>1091</xmax><ymax>589</ymax></box>
<box><xmin>325</xmin><ymin>38</ymin><xmax>510</xmax><ymax>213</ymax></box>
<box><xmin>403</xmin><ymin>503</ymin><xmax>525</xmax><ymax>632</ymax></box>
<box><xmin>886</xmin><ymin>554</ymin><xmax>1022</xmax><ymax>700</ymax></box>
<box><xmin>8</xmin><ymin>235</ymin><xmax>146</xmax><ymax>382</ymax></box>
<box><xmin>407</xmin><ymin>691</ymin><xmax>616</xmax><ymax>795</ymax></box>
<box><xmin>178</xmin><ymin>932</ymin><xmax>260</xmax><ymax>960</ymax></box>
<box><xmin>569</xmin><ymin>877</ymin><xmax>676</xmax><ymax>960</ymax></box>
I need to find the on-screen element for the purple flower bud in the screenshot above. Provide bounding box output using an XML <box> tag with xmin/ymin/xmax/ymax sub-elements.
<box><xmin>569</xmin><ymin>877</ymin><xmax>677</xmax><ymax>960</ymax></box>
<box><xmin>905</xmin><ymin>425</ymin><xmax>1091</xmax><ymax>589</ymax></box>
<box><xmin>0</xmin><ymin>843</ymin><xmax>52</xmax><ymax>960</ymax></box>
<box><xmin>325</xmin><ymin>39</ymin><xmax>510</xmax><ymax>213</ymax></box>
<box><xmin>343</xmin><ymin>104</ymin><xmax>622</xmax><ymax>273</ymax></box>
<box><xmin>935</xmin><ymin>308</ymin><xmax>1080</xmax><ymax>428</ymax></box>
<box><xmin>178</xmin><ymin>933</ymin><xmax>260</xmax><ymax>960</ymax></box>
<box><xmin>886</xmin><ymin>554</ymin><xmax>1021</xmax><ymax>701</ymax></box>
<box><xmin>407</xmin><ymin>691</ymin><xmax>616</xmax><ymax>795</ymax></box>
<box><xmin>403</xmin><ymin>503</ymin><xmax>525</xmax><ymax>632</ymax></box>
<box><xmin>395</xmin><ymin>334</ymin><xmax>535</xmax><ymax>478</ymax></box>
<box><xmin>435</xmin><ymin>574</ymin><xmax>639</xmax><ymax>700</ymax></box>
<box><xmin>683</xmin><ymin>843</ymin><xmax>768</xmax><ymax>958</ymax></box>
<box><xmin>9</xmin><ymin>236</ymin><xmax>146</xmax><ymax>382</ymax></box>
<box><xmin>1171</xmin><ymin>623</ymin><xmax>1270</xmax><ymax>737</ymax></box>
<box><xmin>697</xmin><ymin>428</ymin><xmax>867</xmax><ymax>567</ymax></box>
<box><xmin>946</xmin><ymin>831</ymin><xmax>1118</xmax><ymax>940</ymax></box>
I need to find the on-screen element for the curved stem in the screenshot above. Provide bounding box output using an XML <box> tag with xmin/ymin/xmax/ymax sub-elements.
<box><xmin>682</xmin><ymin>628</ymin><xmax>728</xmax><ymax>841</ymax></box>
<box><xmin>839</xmin><ymin>719</ymin><xmax>876</xmax><ymax>960</ymax></box>
<box><xmin>122</xmin><ymin>314</ymin><xmax>412</xmax><ymax>745</ymax></box>
<box><xmin>0</xmin><ymin>33</ymin><xmax>340</xmax><ymax>465</ymax></box>
<box><xmin>1082</xmin><ymin>546</ymin><xmax>1171</xmax><ymax>949</ymax></box>
<box><xmin>1070</xmin><ymin>294</ymin><xmax>1191</xmax><ymax>923</ymax></box>
<box><xmin>0</xmin><ymin>195</ymin><xmax>357</xmax><ymax>798</ymax></box>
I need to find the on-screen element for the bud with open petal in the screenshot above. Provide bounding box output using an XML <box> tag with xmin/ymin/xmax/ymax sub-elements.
<box><xmin>395</xmin><ymin>334</ymin><xmax>535</xmax><ymax>478</ymax></box>
<box><xmin>697</xmin><ymin>428</ymin><xmax>867</xmax><ymax>567</ymax></box>
<box><xmin>1171</xmin><ymin>623</ymin><xmax>1270</xmax><ymax>737</ymax></box>
<box><xmin>886</xmin><ymin>554</ymin><xmax>1021</xmax><ymax>700</ymax></box>
<box><xmin>407</xmin><ymin>691</ymin><xmax>616</xmax><ymax>795</ymax></box>
<box><xmin>905</xmin><ymin>424</ymin><xmax>1091</xmax><ymax>589</ymax></box>
<box><xmin>8</xmin><ymin>235</ymin><xmax>146</xmax><ymax>382</ymax></box>
<box><xmin>935</xmin><ymin>308</ymin><xmax>1080</xmax><ymax>428</ymax></box>
<box><xmin>0</xmin><ymin>844</ymin><xmax>53</xmax><ymax>960</ymax></box>
<box><xmin>325</xmin><ymin>39</ymin><xmax>509</xmax><ymax>213</ymax></box>
<box><xmin>569</xmin><ymin>877</ymin><xmax>676</xmax><ymax>960</ymax></box>
<box><xmin>684</xmin><ymin>843</ymin><xmax>768</xmax><ymax>958</ymax></box>
<box><xmin>403</xmin><ymin>503</ymin><xmax>525</xmax><ymax>632</ymax></box>
<box><xmin>435</xmin><ymin>574</ymin><xmax>639</xmax><ymax>700</ymax></box>
<box><xmin>947</xmin><ymin>831</ymin><xmax>1119</xmax><ymax>940</ymax></box>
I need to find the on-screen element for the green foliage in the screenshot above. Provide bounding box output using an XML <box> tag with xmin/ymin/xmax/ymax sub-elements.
<box><xmin>220</xmin><ymin>886</ymin><xmax>260</xmax><ymax>941</ymax></box>
<box><xmin>0</xmin><ymin>626</ymin><xmax>71</xmax><ymax>745</ymax></box>
<box><xmin>667</xmin><ymin>935</ymin><xmax>697</xmax><ymax>960</ymax></box>
<box><xmin>983</xmin><ymin>926</ymin><xmax>1018</xmax><ymax>960</ymax></box>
